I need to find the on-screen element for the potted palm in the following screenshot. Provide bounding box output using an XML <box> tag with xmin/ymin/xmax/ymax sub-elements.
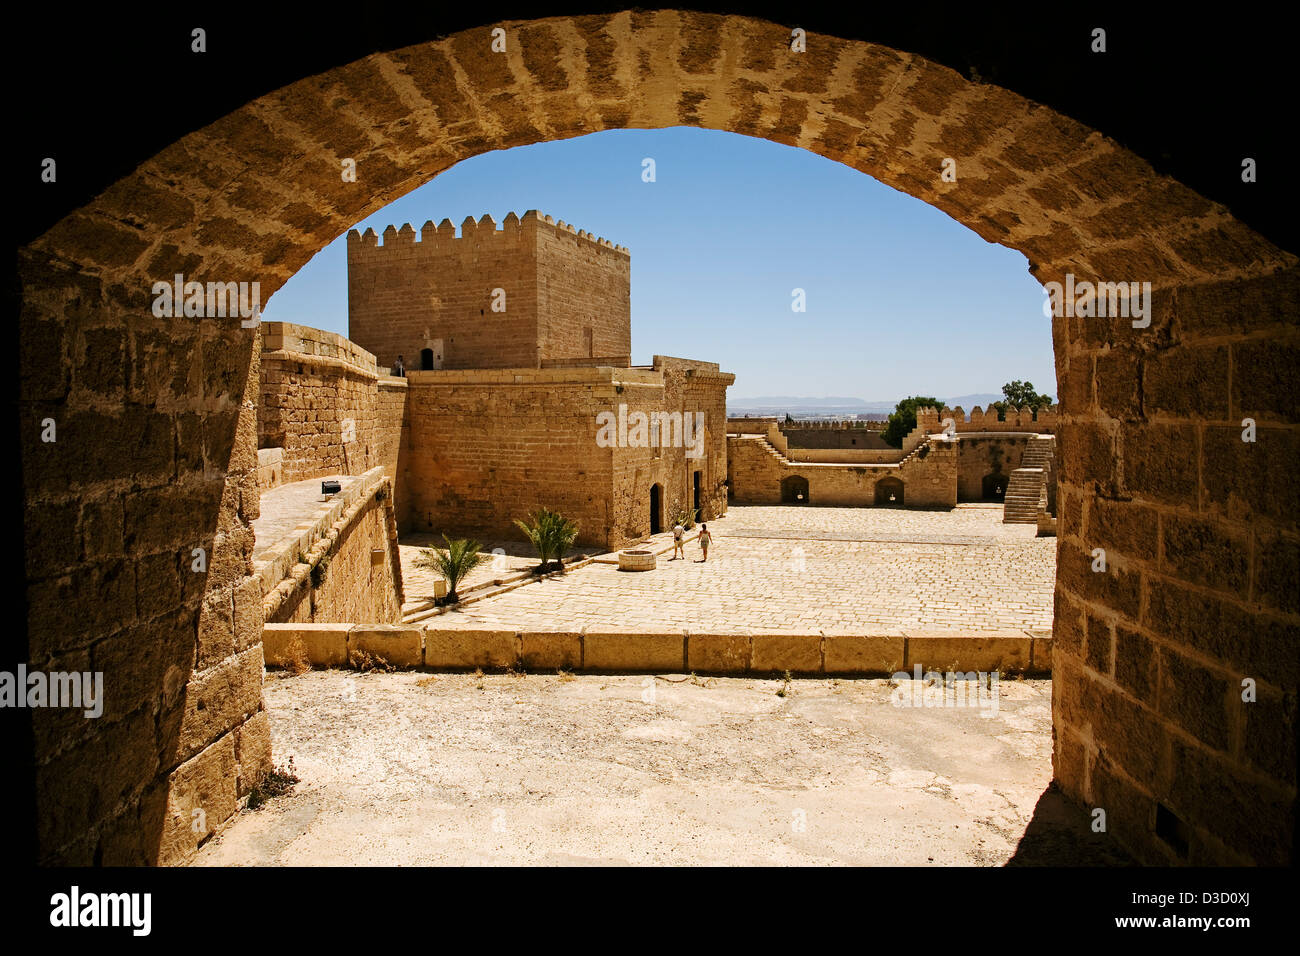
<box><xmin>413</xmin><ymin>535</ymin><xmax>489</xmax><ymax>604</ymax></box>
<box><xmin>514</xmin><ymin>507</ymin><xmax>579</xmax><ymax>574</ymax></box>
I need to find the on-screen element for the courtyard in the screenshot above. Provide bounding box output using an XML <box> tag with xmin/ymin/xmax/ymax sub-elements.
<box><xmin>194</xmin><ymin>669</ymin><xmax>1126</xmax><ymax>866</ymax></box>
<box><xmin>402</xmin><ymin>503</ymin><xmax>1056</xmax><ymax>633</ymax></box>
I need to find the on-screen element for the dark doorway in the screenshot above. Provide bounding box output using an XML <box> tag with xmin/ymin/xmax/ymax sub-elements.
<box><xmin>982</xmin><ymin>472</ymin><xmax>1008</xmax><ymax>500</ymax></box>
<box><xmin>693</xmin><ymin>471</ymin><xmax>701</xmax><ymax>516</ymax></box>
<box><xmin>420</xmin><ymin>348</ymin><xmax>434</xmax><ymax>370</ymax></box>
<box><xmin>650</xmin><ymin>483</ymin><xmax>662</xmax><ymax>534</ymax></box>
<box><xmin>780</xmin><ymin>475</ymin><xmax>810</xmax><ymax>504</ymax></box>
<box><xmin>875</xmin><ymin>476</ymin><xmax>905</xmax><ymax>506</ymax></box>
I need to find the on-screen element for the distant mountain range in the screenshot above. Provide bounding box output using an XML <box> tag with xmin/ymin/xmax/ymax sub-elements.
<box><xmin>728</xmin><ymin>393</ymin><xmax>1008</xmax><ymax>416</ymax></box>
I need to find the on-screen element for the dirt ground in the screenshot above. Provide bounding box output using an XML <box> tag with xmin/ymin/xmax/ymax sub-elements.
<box><xmin>195</xmin><ymin>669</ymin><xmax>1129</xmax><ymax>866</ymax></box>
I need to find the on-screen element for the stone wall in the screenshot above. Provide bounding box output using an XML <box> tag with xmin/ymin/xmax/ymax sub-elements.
<box><xmin>728</xmin><ymin>433</ymin><xmax>958</xmax><ymax>507</ymax></box>
<box><xmin>919</xmin><ymin>404</ymin><xmax>1058</xmax><ymax>433</ymax></box>
<box><xmin>1051</xmin><ymin>271</ymin><xmax>1299</xmax><ymax>866</ymax></box>
<box><xmin>20</xmin><ymin>256</ymin><xmax>271</xmax><ymax>865</ymax></box>
<box><xmin>257</xmin><ymin>322</ymin><xmax>387</xmax><ymax>483</ymax></box>
<box><xmin>258</xmin><ymin>322</ymin><xmax>411</xmax><ymax>526</ymax></box>
<box><xmin>346</xmin><ymin>211</ymin><xmax>630</xmax><ymax>372</ymax></box>
<box><xmin>609</xmin><ymin>357</ymin><xmax>733</xmax><ymax>541</ymax></box>
<box><xmin>957</xmin><ymin>434</ymin><xmax>1033</xmax><ymax>501</ymax></box>
<box><xmin>270</xmin><ymin>494</ymin><xmax>402</xmax><ymax>625</ymax></box>
<box><xmin>404</xmin><ymin>361</ymin><xmax>732</xmax><ymax>550</ymax></box>
<box><xmin>782</xmin><ymin>425</ymin><xmax>891</xmax><ymax>450</ymax></box>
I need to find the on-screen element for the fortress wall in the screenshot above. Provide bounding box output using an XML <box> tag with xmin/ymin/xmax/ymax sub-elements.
<box><xmin>918</xmin><ymin>404</ymin><xmax>1058</xmax><ymax>433</ymax></box>
<box><xmin>256</xmin><ymin>323</ymin><xmax>387</xmax><ymax>483</ymax></box>
<box><xmin>957</xmin><ymin>434</ymin><xmax>1034</xmax><ymax>500</ymax></box>
<box><xmin>781</xmin><ymin>426</ymin><xmax>891</xmax><ymax>450</ymax></box>
<box><xmin>608</xmin><ymin>360</ymin><xmax>734</xmax><ymax>542</ymax></box>
<box><xmin>269</xmin><ymin>492</ymin><xmax>402</xmax><ymax>626</ymax></box>
<box><xmin>726</xmin><ymin>417</ymin><xmax>780</xmax><ymax>434</ymax></box>
<box><xmin>375</xmin><ymin>377</ymin><xmax>411</xmax><ymax>529</ymax></box>
<box><xmin>403</xmin><ymin>371</ymin><xmax>618</xmax><ymax>549</ymax></box>
<box><xmin>727</xmin><ymin>435</ymin><xmax>957</xmax><ymax>507</ymax></box>
<box><xmin>536</xmin><ymin>216</ymin><xmax>631</xmax><ymax>363</ymax></box>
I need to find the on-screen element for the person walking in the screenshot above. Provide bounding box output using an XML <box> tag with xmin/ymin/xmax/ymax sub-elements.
<box><xmin>671</xmin><ymin>521</ymin><xmax>685</xmax><ymax>560</ymax></box>
<box><xmin>697</xmin><ymin>523</ymin><xmax>712</xmax><ymax>562</ymax></box>
<box><xmin>392</xmin><ymin>354</ymin><xmax>406</xmax><ymax>377</ymax></box>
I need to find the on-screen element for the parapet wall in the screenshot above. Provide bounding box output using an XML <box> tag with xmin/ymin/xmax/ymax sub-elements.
<box><xmin>347</xmin><ymin>210</ymin><xmax>631</xmax><ymax>372</ymax></box>
<box><xmin>257</xmin><ymin>323</ymin><xmax>409</xmax><ymax>518</ymax></box>
<box><xmin>728</xmin><ymin>433</ymin><xmax>957</xmax><ymax>507</ymax></box>
<box><xmin>918</xmin><ymin>404</ymin><xmax>1058</xmax><ymax>433</ymax></box>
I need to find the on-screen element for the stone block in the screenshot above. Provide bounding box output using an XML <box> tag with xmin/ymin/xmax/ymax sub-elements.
<box><xmin>263</xmin><ymin>623</ymin><xmax>349</xmax><ymax>668</ymax></box>
<box><xmin>423</xmin><ymin>628</ymin><xmax>519</xmax><ymax>669</ymax></box>
<box><xmin>687</xmin><ymin>632</ymin><xmax>751</xmax><ymax>673</ymax></box>
<box><xmin>583</xmin><ymin>629</ymin><xmax>685</xmax><ymax>672</ymax></box>
<box><xmin>822</xmin><ymin>632</ymin><xmax>905</xmax><ymax>674</ymax></box>
<box><xmin>349</xmin><ymin>625</ymin><xmax>423</xmax><ymax>668</ymax></box>
<box><xmin>905</xmin><ymin>633</ymin><xmax>1031</xmax><ymax>672</ymax></box>
<box><xmin>751</xmin><ymin>633</ymin><xmax>822</xmax><ymax>674</ymax></box>
<box><xmin>520</xmin><ymin>630</ymin><xmax>581</xmax><ymax>670</ymax></box>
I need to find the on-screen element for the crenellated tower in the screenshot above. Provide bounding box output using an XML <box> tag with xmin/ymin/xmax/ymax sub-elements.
<box><xmin>346</xmin><ymin>210</ymin><xmax>631</xmax><ymax>372</ymax></box>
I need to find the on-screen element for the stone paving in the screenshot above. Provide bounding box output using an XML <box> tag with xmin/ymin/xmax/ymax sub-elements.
<box><xmin>412</xmin><ymin>503</ymin><xmax>1055</xmax><ymax>633</ymax></box>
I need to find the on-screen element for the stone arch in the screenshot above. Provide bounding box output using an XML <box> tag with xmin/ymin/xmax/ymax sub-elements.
<box><xmin>19</xmin><ymin>11</ymin><xmax>1296</xmax><ymax>866</ymax></box>
<box><xmin>982</xmin><ymin>472</ymin><xmax>1008</xmax><ymax>500</ymax></box>
<box><xmin>780</xmin><ymin>474</ymin><xmax>810</xmax><ymax>504</ymax></box>
<box><xmin>875</xmin><ymin>476</ymin><xmax>905</xmax><ymax>506</ymax></box>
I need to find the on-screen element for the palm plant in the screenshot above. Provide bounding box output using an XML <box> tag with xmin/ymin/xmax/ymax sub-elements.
<box><xmin>413</xmin><ymin>535</ymin><xmax>489</xmax><ymax>603</ymax></box>
<box><xmin>514</xmin><ymin>507</ymin><xmax>579</xmax><ymax>572</ymax></box>
<box><xmin>670</xmin><ymin>501</ymin><xmax>699</xmax><ymax>530</ymax></box>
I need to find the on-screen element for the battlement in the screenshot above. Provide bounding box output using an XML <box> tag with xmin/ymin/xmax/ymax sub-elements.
<box><xmin>916</xmin><ymin>404</ymin><xmax>1059</xmax><ymax>433</ymax></box>
<box><xmin>346</xmin><ymin>210</ymin><xmax>630</xmax><ymax>261</ymax></box>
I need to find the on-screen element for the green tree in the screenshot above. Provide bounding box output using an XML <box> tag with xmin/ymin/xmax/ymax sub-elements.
<box><xmin>514</xmin><ymin>507</ymin><xmax>580</xmax><ymax>572</ymax></box>
<box><xmin>880</xmin><ymin>395</ymin><xmax>940</xmax><ymax>448</ymax></box>
<box><xmin>994</xmin><ymin>380</ymin><xmax>1054</xmax><ymax>419</ymax></box>
<box><xmin>413</xmin><ymin>535</ymin><xmax>489</xmax><ymax>604</ymax></box>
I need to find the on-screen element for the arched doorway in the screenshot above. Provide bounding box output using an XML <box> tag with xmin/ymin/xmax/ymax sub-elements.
<box><xmin>420</xmin><ymin>348</ymin><xmax>434</xmax><ymax>371</ymax></box>
<box><xmin>982</xmin><ymin>473</ymin><xmax>1008</xmax><ymax>500</ymax></box>
<box><xmin>875</xmin><ymin>477</ymin><xmax>905</xmax><ymax>506</ymax></box>
<box><xmin>649</xmin><ymin>483</ymin><xmax>662</xmax><ymax>534</ymax></box>
<box><xmin>17</xmin><ymin>11</ymin><xmax>1295</xmax><ymax>867</ymax></box>
<box><xmin>781</xmin><ymin>475</ymin><xmax>810</xmax><ymax>504</ymax></box>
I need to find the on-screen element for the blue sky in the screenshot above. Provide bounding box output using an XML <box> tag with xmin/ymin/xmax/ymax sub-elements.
<box><xmin>263</xmin><ymin>127</ymin><xmax>1055</xmax><ymax>403</ymax></box>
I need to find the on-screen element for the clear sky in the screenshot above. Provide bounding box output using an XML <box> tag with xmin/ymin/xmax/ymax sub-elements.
<box><xmin>262</xmin><ymin>127</ymin><xmax>1056</xmax><ymax>404</ymax></box>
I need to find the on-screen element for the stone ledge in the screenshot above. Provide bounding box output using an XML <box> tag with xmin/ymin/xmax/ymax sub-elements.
<box><xmin>260</xmin><ymin>626</ymin><xmax>1052</xmax><ymax>676</ymax></box>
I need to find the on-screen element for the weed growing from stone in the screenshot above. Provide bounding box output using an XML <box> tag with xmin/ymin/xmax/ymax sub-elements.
<box><xmin>248</xmin><ymin>757</ymin><xmax>299</xmax><ymax>810</ymax></box>
<box><xmin>281</xmin><ymin>633</ymin><xmax>311</xmax><ymax>676</ymax></box>
<box><xmin>348</xmin><ymin>648</ymin><xmax>394</xmax><ymax>673</ymax></box>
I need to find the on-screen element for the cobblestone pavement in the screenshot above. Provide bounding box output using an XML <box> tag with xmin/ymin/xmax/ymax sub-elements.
<box><xmin>420</xmin><ymin>504</ymin><xmax>1055</xmax><ymax>633</ymax></box>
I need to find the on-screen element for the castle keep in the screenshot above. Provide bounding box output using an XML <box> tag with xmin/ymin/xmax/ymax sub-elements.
<box><xmin>347</xmin><ymin>211</ymin><xmax>632</xmax><ymax>371</ymax></box>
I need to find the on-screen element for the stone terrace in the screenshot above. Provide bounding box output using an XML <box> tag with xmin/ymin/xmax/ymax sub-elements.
<box><xmin>423</xmin><ymin>503</ymin><xmax>1055</xmax><ymax>633</ymax></box>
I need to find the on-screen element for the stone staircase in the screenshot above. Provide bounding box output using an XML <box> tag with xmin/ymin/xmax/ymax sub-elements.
<box><xmin>1003</xmin><ymin>435</ymin><xmax>1056</xmax><ymax>524</ymax></box>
